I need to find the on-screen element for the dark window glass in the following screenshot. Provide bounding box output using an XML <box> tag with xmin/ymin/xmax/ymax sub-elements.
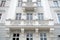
<box><xmin>13</xmin><ymin>34</ymin><xmax>16</xmax><ymax>37</ymax></box>
<box><xmin>44</xmin><ymin>38</ymin><xmax>47</xmax><ymax>40</ymax></box>
<box><xmin>16</xmin><ymin>38</ymin><xmax>19</xmax><ymax>40</ymax></box>
<box><xmin>17</xmin><ymin>34</ymin><xmax>19</xmax><ymax>37</ymax></box>
<box><xmin>13</xmin><ymin>38</ymin><xmax>15</xmax><ymax>40</ymax></box>
<box><xmin>27</xmin><ymin>38</ymin><xmax>29</xmax><ymax>40</ymax></box>
<box><xmin>40</xmin><ymin>38</ymin><xmax>43</xmax><ymax>40</ymax></box>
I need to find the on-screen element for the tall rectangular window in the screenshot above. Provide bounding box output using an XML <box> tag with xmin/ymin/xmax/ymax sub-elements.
<box><xmin>18</xmin><ymin>0</ymin><xmax>22</xmax><ymax>7</ymax></box>
<box><xmin>26</xmin><ymin>33</ymin><xmax>33</xmax><ymax>40</ymax></box>
<box><xmin>40</xmin><ymin>33</ymin><xmax>47</xmax><ymax>40</ymax></box>
<box><xmin>0</xmin><ymin>14</ymin><xmax>2</xmax><ymax>19</ymax></box>
<box><xmin>57</xmin><ymin>13</ymin><xmax>60</xmax><ymax>22</ymax></box>
<box><xmin>38</xmin><ymin>13</ymin><xmax>43</xmax><ymax>20</ymax></box>
<box><xmin>13</xmin><ymin>33</ymin><xmax>19</xmax><ymax>40</ymax></box>
<box><xmin>16</xmin><ymin>13</ymin><xmax>21</xmax><ymax>20</ymax></box>
<box><xmin>37</xmin><ymin>0</ymin><xmax>41</xmax><ymax>7</ymax></box>
<box><xmin>53</xmin><ymin>1</ymin><xmax>58</xmax><ymax>7</ymax></box>
<box><xmin>26</xmin><ymin>13</ymin><xmax>32</xmax><ymax>20</ymax></box>
<box><xmin>0</xmin><ymin>0</ymin><xmax>6</xmax><ymax>7</ymax></box>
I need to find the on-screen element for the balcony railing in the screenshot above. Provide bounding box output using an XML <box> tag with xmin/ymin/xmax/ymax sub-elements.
<box><xmin>22</xmin><ymin>2</ymin><xmax>37</xmax><ymax>12</ymax></box>
<box><xmin>6</xmin><ymin>19</ymin><xmax>53</xmax><ymax>26</ymax></box>
<box><xmin>0</xmin><ymin>37</ymin><xmax>59</xmax><ymax>40</ymax></box>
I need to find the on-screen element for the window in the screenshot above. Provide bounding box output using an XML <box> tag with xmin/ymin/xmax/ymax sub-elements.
<box><xmin>38</xmin><ymin>13</ymin><xmax>43</xmax><ymax>20</ymax></box>
<box><xmin>26</xmin><ymin>33</ymin><xmax>33</xmax><ymax>40</ymax></box>
<box><xmin>13</xmin><ymin>33</ymin><xmax>19</xmax><ymax>40</ymax></box>
<box><xmin>53</xmin><ymin>1</ymin><xmax>58</xmax><ymax>7</ymax></box>
<box><xmin>40</xmin><ymin>33</ymin><xmax>47</xmax><ymax>40</ymax></box>
<box><xmin>57</xmin><ymin>13</ymin><xmax>60</xmax><ymax>22</ymax></box>
<box><xmin>37</xmin><ymin>0</ymin><xmax>41</xmax><ymax>7</ymax></box>
<box><xmin>16</xmin><ymin>13</ymin><xmax>21</xmax><ymax>20</ymax></box>
<box><xmin>18</xmin><ymin>0</ymin><xmax>22</xmax><ymax>7</ymax></box>
<box><xmin>27</xmin><ymin>13</ymin><xmax>33</xmax><ymax>20</ymax></box>
<box><xmin>0</xmin><ymin>14</ymin><xmax>2</xmax><ymax>19</ymax></box>
<box><xmin>27</xmin><ymin>0</ymin><xmax>32</xmax><ymax>2</ymax></box>
<box><xmin>0</xmin><ymin>0</ymin><xmax>6</xmax><ymax>7</ymax></box>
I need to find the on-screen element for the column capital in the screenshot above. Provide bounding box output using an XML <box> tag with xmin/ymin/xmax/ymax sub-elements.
<box><xmin>21</xmin><ymin>28</ymin><xmax>24</xmax><ymax>33</ymax></box>
<box><xmin>50</xmin><ymin>28</ymin><xmax>54</xmax><ymax>33</ymax></box>
<box><xmin>35</xmin><ymin>28</ymin><xmax>39</xmax><ymax>33</ymax></box>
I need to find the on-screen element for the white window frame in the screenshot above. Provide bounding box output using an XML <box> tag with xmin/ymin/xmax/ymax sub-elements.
<box><xmin>53</xmin><ymin>1</ymin><xmax>59</xmax><ymax>7</ymax></box>
<box><xmin>16</xmin><ymin>13</ymin><xmax>21</xmax><ymax>20</ymax></box>
<box><xmin>12</xmin><ymin>33</ymin><xmax>20</xmax><ymax>40</ymax></box>
<box><xmin>18</xmin><ymin>0</ymin><xmax>22</xmax><ymax>7</ymax></box>
<box><xmin>40</xmin><ymin>33</ymin><xmax>47</xmax><ymax>40</ymax></box>
<box><xmin>38</xmin><ymin>13</ymin><xmax>43</xmax><ymax>20</ymax></box>
<box><xmin>26</xmin><ymin>13</ymin><xmax>33</xmax><ymax>20</ymax></box>
<box><xmin>26</xmin><ymin>33</ymin><xmax>33</xmax><ymax>40</ymax></box>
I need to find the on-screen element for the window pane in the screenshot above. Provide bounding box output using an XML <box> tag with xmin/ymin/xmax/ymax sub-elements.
<box><xmin>13</xmin><ymin>34</ymin><xmax>16</xmax><ymax>37</ymax></box>
<box><xmin>57</xmin><ymin>13</ymin><xmax>60</xmax><ymax>22</ymax></box>
<box><xmin>44</xmin><ymin>33</ymin><xmax>46</xmax><ymax>37</ymax></box>
<box><xmin>17</xmin><ymin>34</ymin><xmax>19</xmax><ymax>37</ymax></box>
<box><xmin>30</xmin><ymin>33</ymin><xmax>33</xmax><ymax>37</ymax></box>
<box><xmin>27</xmin><ymin>38</ymin><xmax>29</xmax><ymax>40</ymax></box>
<box><xmin>16</xmin><ymin>38</ymin><xmax>19</xmax><ymax>40</ymax></box>
<box><xmin>27</xmin><ymin>13</ymin><xmax>32</xmax><ymax>20</ymax></box>
<box><xmin>38</xmin><ymin>13</ymin><xmax>43</xmax><ymax>20</ymax></box>
<box><xmin>16</xmin><ymin>13</ymin><xmax>21</xmax><ymax>20</ymax></box>
<box><xmin>44</xmin><ymin>38</ymin><xmax>47</xmax><ymax>40</ymax></box>
<box><xmin>13</xmin><ymin>38</ymin><xmax>15</xmax><ymax>40</ymax></box>
<box><xmin>37</xmin><ymin>2</ymin><xmax>41</xmax><ymax>7</ymax></box>
<box><xmin>0</xmin><ymin>0</ymin><xmax>6</xmax><ymax>7</ymax></box>
<box><xmin>0</xmin><ymin>14</ymin><xmax>2</xmax><ymax>19</ymax></box>
<box><xmin>53</xmin><ymin>1</ymin><xmax>58</xmax><ymax>7</ymax></box>
<box><xmin>30</xmin><ymin>38</ymin><xmax>33</xmax><ymax>40</ymax></box>
<box><xmin>40</xmin><ymin>38</ymin><xmax>43</xmax><ymax>40</ymax></box>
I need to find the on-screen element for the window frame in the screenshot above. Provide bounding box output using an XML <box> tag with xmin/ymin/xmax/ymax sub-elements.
<box><xmin>16</xmin><ymin>13</ymin><xmax>21</xmax><ymax>20</ymax></box>
<box><xmin>26</xmin><ymin>33</ymin><xmax>33</xmax><ymax>40</ymax></box>
<box><xmin>38</xmin><ymin>13</ymin><xmax>44</xmax><ymax>20</ymax></box>
<box><xmin>40</xmin><ymin>33</ymin><xmax>47</xmax><ymax>40</ymax></box>
<box><xmin>12</xmin><ymin>33</ymin><xmax>20</xmax><ymax>40</ymax></box>
<box><xmin>0</xmin><ymin>0</ymin><xmax>6</xmax><ymax>7</ymax></box>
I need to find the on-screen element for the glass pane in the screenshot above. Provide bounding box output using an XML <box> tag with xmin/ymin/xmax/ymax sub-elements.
<box><xmin>13</xmin><ymin>38</ymin><xmax>15</xmax><ymax>40</ymax></box>
<box><xmin>30</xmin><ymin>33</ymin><xmax>33</xmax><ymax>37</ymax></box>
<box><xmin>17</xmin><ymin>34</ymin><xmax>19</xmax><ymax>37</ymax></box>
<box><xmin>30</xmin><ymin>38</ymin><xmax>33</xmax><ymax>40</ymax></box>
<box><xmin>44</xmin><ymin>38</ymin><xmax>47</xmax><ymax>40</ymax></box>
<box><xmin>40</xmin><ymin>38</ymin><xmax>43</xmax><ymax>40</ymax></box>
<box><xmin>27</xmin><ymin>33</ymin><xmax>29</xmax><ymax>37</ymax></box>
<box><xmin>53</xmin><ymin>1</ymin><xmax>58</xmax><ymax>7</ymax></box>
<box><xmin>13</xmin><ymin>34</ymin><xmax>16</xmax><ymax>37</ymax></box>
<box><xmin>16</xmin><ymin>38</ymin><xmax>19</xmax><ymax>40</ymax></box>
<box><xmin>27</xmin><ymin>38</ymin><xmax>29</xmax><ymax>40</ymax></box>
<box><xmin>44</xmin><ymin>33</ymin><xmax>46</xmax><ymax>37</ymax></box>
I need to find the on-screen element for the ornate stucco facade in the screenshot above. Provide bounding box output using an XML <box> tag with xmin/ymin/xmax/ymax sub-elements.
<box><xmin>0</xmin><ymin>0</ymin><xmax>60</xmax><ymax>40</ymax></box>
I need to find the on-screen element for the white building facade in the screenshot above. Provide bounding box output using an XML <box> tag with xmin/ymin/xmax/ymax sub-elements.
<box><xmin>0</xmin><ymin>0</ymin><xmax>60</xmax><ymax>40</ymax></box>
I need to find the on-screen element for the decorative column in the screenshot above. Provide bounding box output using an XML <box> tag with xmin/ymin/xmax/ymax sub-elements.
<box><xmin>41</xmin><ymin>0</ymin><xmax>53</xmax><ymax>20</ymax></box>
<box><xmin>6</xmin><ymin>0</ymin><xmax>18</xmax><ymax>19</ymax></box>
<box><xmin>49</xmin><ymin>28</ymin><xmax>54</xmax><ymax>40</ymax></box>
<box><xmin>34</xmin><ymin>28</ymin><xmax>39</xmax><ymax>40</ymax></box>
<box><xmin>5</xmin><ymin>28</ymin><xmax>10</xmax><ymax>40</ymax></box>
<box><xmin>20</xmin><ymin>28</ymin><xmax>25</xmax><ymax>40</ymax></box>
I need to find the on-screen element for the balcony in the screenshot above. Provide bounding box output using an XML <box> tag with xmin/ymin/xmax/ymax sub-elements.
<box><xmin>22</xmin><ymin>2</ymin><xmax>37</xmax><ymax>12</ymax></box>
<box><xmin>5</xmin><ymin>19</ymin><xmax>54</xmax><ymax>28</ymax></box>
<box><xmin>0</xmin><ymin>37</ymin><xmax>59</xmax><ymax>40</ymax></box>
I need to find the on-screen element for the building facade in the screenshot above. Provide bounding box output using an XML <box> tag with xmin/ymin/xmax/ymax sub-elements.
<box><xmin>0</xmin><ymin>0</ymin><xmax>60</xmax><ymax>40</ymax></box>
